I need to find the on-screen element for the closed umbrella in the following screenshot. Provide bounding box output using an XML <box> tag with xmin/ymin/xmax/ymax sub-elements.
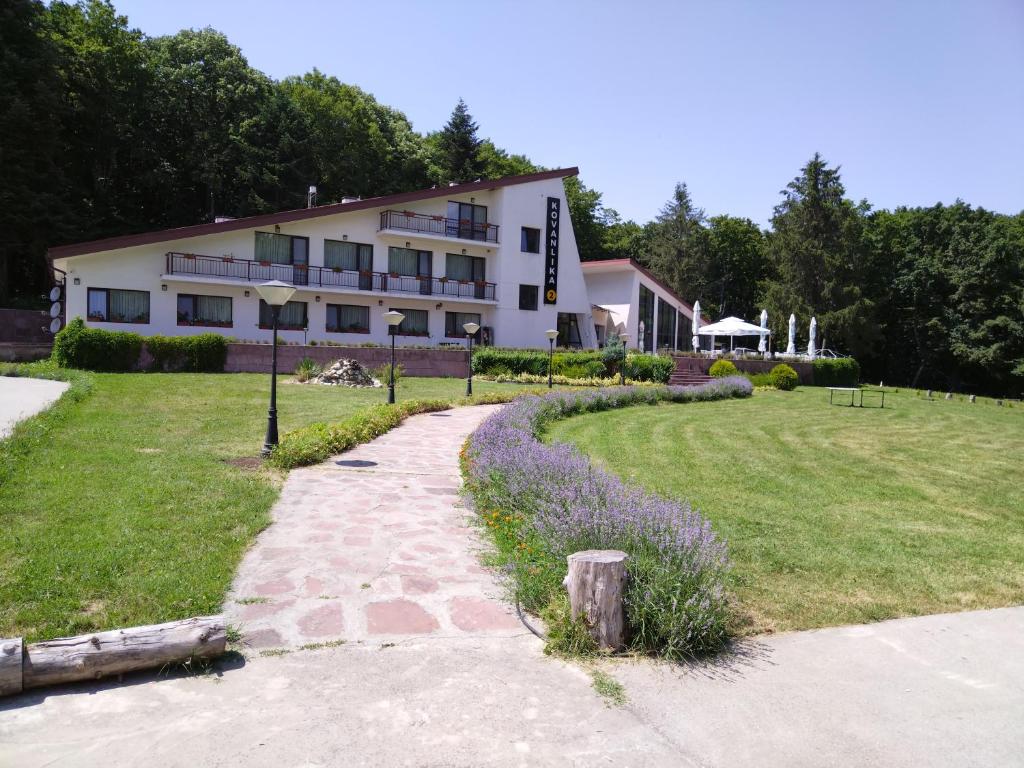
<box><xmin>691</xmin><ymin>300</ymin><xmax>701</xmax><ymax>353</ymax></box>
<box><xmin>757</xmin><ymin>309</ymin><xmax>768</xmax><ymax>355</ymax></box>
<box><xmin>785</xmin><ymin>314</ymin><xmax>796</xmax><ymax>355</ymax></box>
<box><xmin>808</xmin><ymin>317</ymin><xmax>817</xmax><ymax>359</ymax></box>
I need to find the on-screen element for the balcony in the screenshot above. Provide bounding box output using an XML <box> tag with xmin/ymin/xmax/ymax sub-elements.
<box><xmin>379</xmin><ymin>210</ymin><xmax>499</xmax><ymax>244</ymax></box>
<box><xmin>165</xmin><ymin>252</ymin><xmax>497</xmax><ymax>301</ymax></box>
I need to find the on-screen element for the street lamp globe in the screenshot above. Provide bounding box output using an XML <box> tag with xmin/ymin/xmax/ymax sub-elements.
<box><xmin>544</xmin><ymin>329</ymin><xmax>558</xmax><ymax>389</ymax></box>
<box><xmin>462</xmin><ymin>322</ymin><xmax>481</xmax><ymax>397</ymax></box>
<box><xmin>255</xmin><ymin>280</ymin><xmax>296</xmax><ymax>307</ymax></box>
<box><xmin>544</xmin><ymin>328</ymin><xmax>559</xmax><ymax>342</ymax></box>
<box><xmin>383</xmin><ymin>310</ymin><xmax>405</xmax><ymax>404</ymax></box>
<box><xmin>383</xmin><ymin>310</ymin><xmax>405</xmax><ymax>328</ymax></box>
<box><xmin>463</xmin><ymin>322</ymin><xmax>480</xmax><ymax>337</ymax></box>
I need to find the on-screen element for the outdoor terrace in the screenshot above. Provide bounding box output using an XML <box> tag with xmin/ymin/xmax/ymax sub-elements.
<box><xmin>378</xmin><ymin>210</ymin><xmax>499</xmax><ymax>244</ymax></box>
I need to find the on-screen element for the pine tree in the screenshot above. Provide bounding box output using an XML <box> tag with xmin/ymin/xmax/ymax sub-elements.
<box><xmin>435</xmin><ymin>98</ymin><xmax>485</xmax><ymax>183</ymax></box>
<box><xmin>643</xmin><ymin>183</ymin><xmax>709</xmax><ymax>308</ymax></box>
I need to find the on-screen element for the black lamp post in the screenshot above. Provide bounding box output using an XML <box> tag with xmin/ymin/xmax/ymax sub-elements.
<box><xmin>256</xmin><ymin>280</ymin><xmax>296</xmax><ymax>456</ymax></box>
<box><xmin>545</xmin><ymin>329</ymin><xmax>558</xmax><ymax>388</ymax></box>
<box><xmin>383</xmin><ymin>310</ymin><xmax>404</xmax><ymax>404</ymax></box>
<box><xmin>619</xmin><ymin>332</ymin><xmax>630</xmax><ymax>386</ymax></box>
<box><xmin>463</xmin><ymin>321</ymin><xmax>480</xmax><ymax>396</ymax></box>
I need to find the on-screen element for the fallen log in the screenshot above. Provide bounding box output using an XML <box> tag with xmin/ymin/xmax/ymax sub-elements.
<box><xmin>563</xmin><ymin>550</ymin><xmax>628</xmax><ymax>651</ymax></box>
<box><xmin>1</xmin><ymin>615</ymin><xmax>226</xmax><ymax>694</ymax></box>
<box><xmin>0</xmin><ymin>639</ymin><xmax>23</xmax><ymax>696</ymax></box>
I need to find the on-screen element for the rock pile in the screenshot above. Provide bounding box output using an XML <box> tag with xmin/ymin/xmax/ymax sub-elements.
<box><xmin>312</xmin><ymin>359</ymin><xmax>381</xmax><ymax>388</ymax></box>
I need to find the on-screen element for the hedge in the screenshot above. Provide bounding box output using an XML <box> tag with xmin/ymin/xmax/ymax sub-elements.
<box><xmin>813</xmin><ymin>357</ymin><xmax>860</xmax><ymax>387</ymax></box>
<box><xmin>709</xmin><ymin>359</ymin><xmax>738</xmax><ymax>378</ymax></box>
<box><xmin>471</xmin><ymin>347</ymin><xmax>673</xmax><ymax>383</ymax></box>
<box><xmin>770</xmin><ymin>363</ymin><xmax>799</xmax><ymax>391</ymax></box>
<box><xmin>52</xmin><ymin>318</ymin><xmax>228</xmax><ymax>372</ymax></box>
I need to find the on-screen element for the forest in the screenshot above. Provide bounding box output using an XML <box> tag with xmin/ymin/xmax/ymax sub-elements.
<box><xmin>2</xmin><ymin>0</ymin><xmax>1021</xmax><ymax>394</ymax></box>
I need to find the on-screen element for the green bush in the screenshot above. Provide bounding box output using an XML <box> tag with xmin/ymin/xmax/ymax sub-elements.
<box><xmin>624</xmin><ymin>354</ymin><xmax>674</xmax><ymax>383</ymax></box>
<box><xmin>813</xmin><ymin>357</ymin><xmax>860</xmax><ymax>387</ymax></box>
<box><xmin>472</xmin><ymin>347</ymin><xmax>549</xmax><ymax>376</ymax></box>
<box><xmin>770</xmin><ymin>363</ymin><xmax>799</xmax><ymax>390</ymax></box>
<box><xmin>709</xmin><ymin>359</ymin><xmax>738</xmax><ymax>378</ymax></box>
<box><xmin>145</xmin><ymin>334</ymin><xmax>228</xmax><ymax>372</ymax></box>
<box><xmin>746</xmin><ymin>372</ymin><xmax>775</xmax><ymax>388</ymax></box>
<box><xmin>370</xmin><ymin>362</ymin><xmax>404</xmax><ymax>384</ymax></box>
<box><xmin>52</xmin><ymin>317</ymin><xmax>143</xmax><ymax>372</ymax></box>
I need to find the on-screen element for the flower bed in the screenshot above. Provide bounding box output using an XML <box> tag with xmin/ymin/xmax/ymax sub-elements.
<box><xmin>461</xmin><ymin>378</ymin><xmax>753</xmax><ymax>658</ymax></box>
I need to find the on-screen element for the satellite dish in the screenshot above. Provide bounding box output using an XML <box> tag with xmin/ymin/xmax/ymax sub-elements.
<box><xmin>50</xmin><ymin>302</ymin><xmax>62</xmax><ymax>318</ymax></box>
<box><xmin>49</xmin><ymin>286</ymin><xmax>62</xmax><ymax>302</ymax></box>
<box><xmin>50</xmin><ymin>317</ymin><xmax>62</xmax><ymax>334</ymax></box>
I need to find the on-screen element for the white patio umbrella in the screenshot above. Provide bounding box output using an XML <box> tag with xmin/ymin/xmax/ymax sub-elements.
<box><xmin>808</xmin><ymin>317</ymin><xmax>817</xmax><ymax>359</ymax></box>
<box><xmin>757</xmin><ymin>309</ymin><xmax>768</xmax><ymax>355</ymax></box>
<box><xmin>785</xmin><ymin>313</ymin><xmax>796</xmax><ymax>355</ymax></box>
<box><xmin>691</xmin><ymin>300</ymin><xmax>701</xmax><ymax>352</ymax></box>
<box><xmin>698</xmin><ymin>316</ymin><xmax>770</xmax><ymax>352</ymax></box>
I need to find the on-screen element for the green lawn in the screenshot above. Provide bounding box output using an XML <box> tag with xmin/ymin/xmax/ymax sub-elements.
<box><xmin>548</xmin><ymin>387</ymin><xmax>1024</xmax><ymax>634</ymax></box>
<box><xmin>0</xmin><ymin>371</ymin><xmax>520</xmax><ymax>641</ymax></box>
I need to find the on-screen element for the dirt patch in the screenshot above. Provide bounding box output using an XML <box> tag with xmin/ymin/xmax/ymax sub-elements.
<box><xmin>225</xmin><ymin>456</ymin><xmax>264</xmax><ymax>470</ymax></box>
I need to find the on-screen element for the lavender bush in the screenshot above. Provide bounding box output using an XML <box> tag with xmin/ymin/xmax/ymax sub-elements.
<box><xmin>463</xmin><ymin>377</ymin><xmax>753</xmax><ymax>657</ymax></box>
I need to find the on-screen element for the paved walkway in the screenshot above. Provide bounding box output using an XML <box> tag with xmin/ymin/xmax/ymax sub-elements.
<box><xmin>227</xmin><ymin>404</ymin><xmax>521</xmax><ymax>648</ymax></box>
<box><xmin>0</xmin><ymin>376</ymin><xmax>69</xmax><ymax>439</ymax></box>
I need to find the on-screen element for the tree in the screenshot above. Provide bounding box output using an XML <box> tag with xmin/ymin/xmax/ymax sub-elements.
<box><xmin>705</xmin><ymin>216</ymin><xmax>770</xmax><ymax>320</ymax></box>
<box><xmin>432</xmin><ymin>98</ymin><xmax>485</xmax><ymax>184</ymax></box>
<box><xmin>642</xmin><ymin>183</ymin><xmax>709</xmax><ymax>306</ymax></box>
<box><xmin>759</xmin><ymin>153</ymin><xmax>875</xmax><ymax>358</ymax></box>
<box><xmin>0</xmin><ymin>0</ymin><xmax>67</xmax><ymax>304</ymax></box>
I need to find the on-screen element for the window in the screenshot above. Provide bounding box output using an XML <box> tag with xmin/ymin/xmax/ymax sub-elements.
<box><xmin>255</xmin><ymin>232</ymin><xmax>308</xmax><ymax>266</ymax></box>
<box><xmin>639</xmin><ymin>285</ymin><xmax>655</xmax><ymax>352</ymax></box>
<box><xmin>518</xmin><ymin>284</ymin><xmax>539</xmax><ymax>311</ymax></box>
<box><xmin>258</xmin><ymin>300</ymin><xmax>307</xmax><ymax>330</ymax></box>
<box><xmin>445</xmin><ymin>253</ymin><xmax>485</xmax><ymax>282</ymax></box>
<box><xmin>556</xmin><ymin>312</ymin><xmax>582</xmax><ymax>348</ymax></box>
<box><xmin>326</xmin><ymin>304</ymin><xmax>370</xmax><ymax>334</ymax></box>
<box><xmin>86</xmin><ymin>288</ymin><xmax>150</xmax><ymax>324</ymax></box>
<box><xmin>521</xmin><ymin>227</ymin><xmax>540</xmax><ymax>253</ymax></box>
<box><xmin>177</xmin><ymin>294</ymin><xmax>232</xmax><ymax>327</ymax></box>
<box><xmin>324</xmin><ymin>240</ymin><xmax>372</xmax><ymax>272</ymax></box>
<box><xmin>447</xmin><ymin>201</ymin><xmax>489</xmax><ymax>240</ymax></box>
<box><xmin>390</xmin><ymin>307</ymin><xmax>429</xmax><ymax>336</ymax></box>
<box><xmin>445</xmin><ymin>311</ymin><xmax>482</xmax><ymax>339</ymax></box>
<box><xmin>657</xmin><ymin>298</ymin><xmax>677</xmax><ymax>351</ymax></box>
<box><xmin>388</xmin><ymin>246</ymin><xmax>432</xmax><ymax>276</ymax></box>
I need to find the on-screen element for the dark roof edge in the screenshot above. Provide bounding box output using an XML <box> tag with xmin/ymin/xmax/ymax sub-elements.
<box><xmin>582</xmin><ymin>258</ymin><xmax>709</xmax><ymax>322</ymax></box>
<box><xmin>50</xmin><ymin>167</ymin><xmax>579</xmax><ymax>259</ymax></box>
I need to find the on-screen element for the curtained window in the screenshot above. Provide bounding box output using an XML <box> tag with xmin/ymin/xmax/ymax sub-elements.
<box><xmin>445</xmin><ymin>312</ymin><xmax>481</xmax><ymax>339</ymax></box>
<box><xmin>445</xmin><ymin>253</ymin><xmax>485</xmax><ymax>282</ymax></box>
<box><xmin>324</xmin><ymin>241</ymin><xmax>372</xmax><ymax>272</ymax></box>
<box><xmin>254</xmin><ymin>232</ymin><xmax>295</xmax><ymax>264</ymax></box>
<box><xmin>390</xmin><ymin>307</ymin><xmax>429</xmax><ymax>336</ymax></box>
<box><xmin>658</xmin><ymin>298</ymin><xmax>677</xmax><ymax>351</ymax></box>
<box><xmin>388</xmin><ymin>247</ymin><xmax>430</xmax><ymax>277</ymax></box>
<box><xmin>326</xmin><ymin>304</ymin><xmax>370</xmax><ymax>333</ymax></box>
<box><xmin>87</xmin><ymin>288</ymin><xmax>150</xmax><ymax>324</ymax></box>
<box><xmin>177</xmin><ymin>294</ymin><xmax>232</xmax><ymax>327</ymax></box>
<box><xmin>259</xmin><ymin>300</ymin><xmax>307</xmax><ymax>330</ymax></box>
<box><xmin>639</xmin><ymin>285</ymin><xmax>655</xmax><ymax>352</ymax></box>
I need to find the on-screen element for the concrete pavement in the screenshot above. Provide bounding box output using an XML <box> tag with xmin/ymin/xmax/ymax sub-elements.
<box><xmin>0</xmin><ymin>376</ymin><xmax>69</xmax><ymax>438</ymax></box>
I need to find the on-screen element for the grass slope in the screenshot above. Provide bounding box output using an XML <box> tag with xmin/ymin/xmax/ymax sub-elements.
<box><xmin>0</xmin><ymin>371</ymin><xmax>518</xmax><ymax>641</ymax></box>
<box><xmin>548</xmin><ymin>388</ymin><xmax>1024</xmax><ymax>633</ymax></box>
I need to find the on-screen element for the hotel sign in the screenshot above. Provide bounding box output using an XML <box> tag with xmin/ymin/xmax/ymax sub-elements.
<box><xmin>543</xmin><ymin>196</ymin><xmax>560</xmax><ymax>304</ymax></box>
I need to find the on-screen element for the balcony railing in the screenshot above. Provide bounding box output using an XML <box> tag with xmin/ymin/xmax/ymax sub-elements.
<box><xmin>379</xmin><ymin>209</ymin><xmax>499</xmax><ymax>243</ymax></box>
<box><xmin>165</xmin><ymin>252</ymin><xmax>497</xmax><ymax>301</ymax></box>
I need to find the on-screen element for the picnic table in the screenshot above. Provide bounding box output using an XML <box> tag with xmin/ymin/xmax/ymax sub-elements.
<box><xmin>828</xmin><ymin>387</ymin><xmax>885</xmax><ymax>408</ymax></box>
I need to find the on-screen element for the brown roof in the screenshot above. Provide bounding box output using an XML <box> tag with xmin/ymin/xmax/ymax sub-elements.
<box><xmin>50</xmin><ymin>167</ymin><xmax>579</xmax><ymax>259</ymax></box>
<box><xmin>581</xmin><ymin>258</ymin><xmax>709</xmax><ymax>323</ymax></box>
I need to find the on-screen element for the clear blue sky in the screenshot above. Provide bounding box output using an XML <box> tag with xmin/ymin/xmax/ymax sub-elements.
<box><xmin>113</xmin><ymin>0</ymin><xmax>1023</xmax><ymax>226</ymax></box>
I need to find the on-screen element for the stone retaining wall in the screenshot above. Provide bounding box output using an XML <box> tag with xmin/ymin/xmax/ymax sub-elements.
<box><xmin>224</xmin><ymin>343</ymin><xmax>469</xmax><ymax>377</ymax></box>
<box><xmin>0</xmin><ymin>343</ymin><xmax>53</xmax><ymax>362</ymax></box>
<box><xmin>0</xmin><ymin>309</ymin><xmax>51</xmax><ymax>343</ymax></box>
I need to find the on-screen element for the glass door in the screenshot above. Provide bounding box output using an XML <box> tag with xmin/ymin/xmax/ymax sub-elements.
<box><xmin>292</xmin><ymin>236</ymin><xmax>309</xmax><ymax>286</ymax></box>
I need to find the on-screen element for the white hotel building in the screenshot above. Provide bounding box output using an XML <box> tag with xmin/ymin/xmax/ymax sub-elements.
<box><xmin>50</xmin><ymin>168</ymin><xmax>701</xmax><ymax>351</ymax></box>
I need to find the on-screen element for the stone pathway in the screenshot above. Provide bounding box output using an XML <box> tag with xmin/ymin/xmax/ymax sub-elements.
<box><xmin>0</xmin><ymin>376</ymin><xmax>69</xmax><ymax>439</ymax></box>
<box><xmin>227</xmin><ymin>404</ymin><xmax>522</xmax><ymax>648</ymax></box>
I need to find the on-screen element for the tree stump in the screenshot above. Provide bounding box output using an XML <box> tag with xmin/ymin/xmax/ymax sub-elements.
<box><xmin>0</xmin><ymin>639</ymin><xmax>23</xmax><ymax>697</ymax></box>
<box><xmin>562</xmin><ymin>550</ymin><xmax>628</xmax><ymax>651</ymax></box>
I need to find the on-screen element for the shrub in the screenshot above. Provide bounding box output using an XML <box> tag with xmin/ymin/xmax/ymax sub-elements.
<box><xmin>746</xmin><ymin>372</ymin><xmax>775</xmax><ymax>388</ymax></box>
<box><xmin>294</xmin><ymin>357</ymin><xmax>322</xmax><ymax>382</ymax></box>
<box><xmin>145</xmin><ymin>334</ymin><xmax>228</xmax><ymax>372</ymax></box>
<box><xmin>624</xmin><ymin>354</ymin><xmax>674</xmax><ymax>383</ymax></box>
<box><xmin>472</xmin><ymin>348</ymin><xmax>549</xmax><ymax>376</ymax></box>
<box><xmin>52</xmin><ymin>317</ymin><xmax>143</xmax><ymax>372</ymax></box>
<box><xmin>813</xmin><ymin>357</ymin><xmax>860</xmax><ymax>387</ymax></box>
<box><xmin>709</xmin><ymin>359</ymin><xmax>738</xmax><ymax>378</ymax></box>
<box><xmin>770</xmin><ymin>363</ymin><xmax>799</xmax><ymax>390</ymax></box>
<box><xmin>370</xmin><ymin>362</ymin><xmax>404</xmax><ymax>384</ymax></box>
<box><xmin>462</xmin><ymin>378</ymin><xmax>753</xmax><ymax>659</ymax></box>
